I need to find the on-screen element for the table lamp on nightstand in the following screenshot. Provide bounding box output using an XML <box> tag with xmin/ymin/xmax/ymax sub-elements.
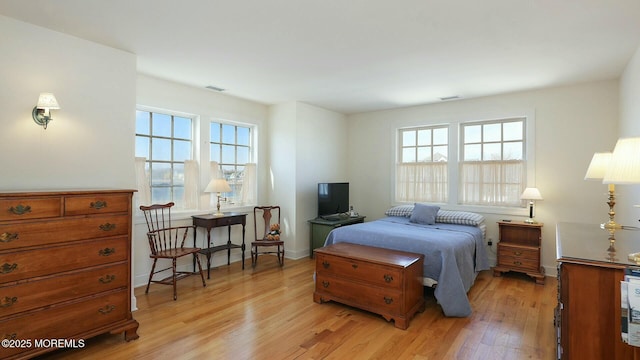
<box><xmin>521</xmin><ymin>187</ymin><xmax>543</xmax><ymax>224</ymax></box>
<box><xmin>205</xmin><ymin>178</ymin><xmax>232</xmax><ymax>216</ymax></box>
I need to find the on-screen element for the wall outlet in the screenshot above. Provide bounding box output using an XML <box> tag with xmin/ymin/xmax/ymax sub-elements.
<box><xmin>487</xmin><ymin>237</ymin><xmax>493</xmax><ymax>246</ymax></box>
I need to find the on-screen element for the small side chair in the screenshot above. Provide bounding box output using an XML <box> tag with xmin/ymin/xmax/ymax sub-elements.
<box><xmin>251</xmin><ymin>206</ymin><xmax>284</xmax><ymax>268</ymax></box>
<box><xmin>140</xmin><ymin>202</ymin><xmax>206</xmax><ymax>300</ymax></box>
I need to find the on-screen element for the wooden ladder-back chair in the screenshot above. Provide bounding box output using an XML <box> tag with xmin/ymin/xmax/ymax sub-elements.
<box><xmin>140</xmin><ymin>202</ymin><xmax>206</xmax><ymax>300</ymax></box>
<box><xmin>252</xmin><ymin>206</ymin><xmax>284</xmax><ymax>268</ymax></box>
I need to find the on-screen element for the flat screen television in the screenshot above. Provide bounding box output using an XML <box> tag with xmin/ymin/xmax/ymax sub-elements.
<box><xmin>317</xmin><ymin>182</ymin><xmax>349</xmax><ymax>220</ymax></box>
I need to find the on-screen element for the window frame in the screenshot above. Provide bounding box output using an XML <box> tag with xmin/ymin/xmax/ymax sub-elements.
<box><xmin>209</xmin><ymin>120</ymin><xmax>255</xmax><ymax>206</ymax></box>
<box><xmin>396</xmin><ymin>124</ymin><xmax>449</xmax><ymax>203</ymax></box>
<box><xmin>458</xmin><ymin>117</ymin><xmax>526</xmax><ymax>207</ymax></box>
<box><xmin>135</xmin><ymin>108</ymin><xmax>196</xmax><ymax>208</ymax></box>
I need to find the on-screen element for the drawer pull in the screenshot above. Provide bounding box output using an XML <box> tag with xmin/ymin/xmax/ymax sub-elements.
<box><xmin>99</xmin><ymin>274</ymin><xmax>116</xmax><ymax>284</ymax></box>
<box><xmin>514</xmin><ymin>251</ymin><xmax>522</xmax><ymax>256</ymax></box>
<box><xmin>90</xmin><ymin>201</ymin><xmax>108</xmax><ymax>210</ymax></box>
<box><xmin>0</xmin><ymin>232</ymin><xmax>18</xmax><ymax>243</ymax></box>
<box><xmin>352</xmin><ymin>264</ymin><xmax>358</xmax><ymax>269</ymax></box>
<box><xmin>322</xmin><ymin>281</ymin><xmax>330</xmax><ymax>288</ymax></box>
<box><xmin>99</xmin><ymin>248</ymin><xmax>116</xmax><ymax>257</ymax></box>
<box><xmin>1</xmin><ymin>263</ymin><xmax>17</xmax><ymax>274</ymax></box>
<box><xmin>0</xmin><ymin>296</ymin><xmax>17</xmax><ymax>308</ymax></box>
<box><xmin>98</xmin><ymin>304</ymin><xmax>116</xmax><ymax>315</ymax></box>
<box><xmin>322</xmin><ymin>261</ymin><xmax>330</xmax><ymax>269</ymax></box>
<box><xmin>8</xmin><ymin>205</ymin><xmax>31</xmax><ymax>215</ymax></box>
<box><xmin>3</xmin><ymin>333</ymin><xmax>17</xmax><ymax>340</ymax></box>
<box><xmin>99</xmin><ymin>223</ymin><xmax>116</xmax><ymax>231</ymax></box>
<box><xmin>513</xmin><ymin>261</ymin><xmax>522</xmax><ymax>266</ymax></box>
<box><xmin>383</xmin><ymin>296</ymin><xmax>394</xmax><ymax>305</ymax></box>
<box><xmin>384</xmin><ymin>274</ymin><xmax>393</xmax><ymax>283</ymax></box>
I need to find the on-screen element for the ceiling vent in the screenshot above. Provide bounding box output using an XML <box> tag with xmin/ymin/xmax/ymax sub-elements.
<box><xmin>205</xmin><ymin>85</ymin><xmax>225</xmax><ymax>92</ymax></box>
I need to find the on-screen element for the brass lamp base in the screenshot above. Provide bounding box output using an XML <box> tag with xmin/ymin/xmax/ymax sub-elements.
<box><xmin>524</xmin><ymin>218</ymin><xmax>537</xmax><ymax>224</ymax></box>
<box><xmin>212</xmin><ymin>194</ymin><xmax>226</xmax><ymax>216</ymax></box>
<box><xmin>601</xmin><ymin>221</ymin><xmax>622</xmax><ymax>231</ymax></box>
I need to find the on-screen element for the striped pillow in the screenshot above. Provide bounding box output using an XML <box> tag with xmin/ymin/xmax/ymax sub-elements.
<box><xmin>384</xmin><ymin>205</ymin><xmax>414</xmax><ymax>217</ymax></box>
<box><xmin>385</xmin><ymin>205</ymin><xmax>484</xmax><ymax>226</ymax></box>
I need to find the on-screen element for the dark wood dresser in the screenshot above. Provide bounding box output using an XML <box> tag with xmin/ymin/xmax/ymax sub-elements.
<box><xmin>0</xmin><ymin>190</ymin><xmax>139</xmax><ymax>359</ymax></box>
<box><xmin>556</xmin><ymin>222</ymin><xmax>640</xmax><ymax>360</ymax></box>
<box><xmin>313</xmin><ymin>243</ymin><xmax>424</xmax><ymax>329</ymax></box>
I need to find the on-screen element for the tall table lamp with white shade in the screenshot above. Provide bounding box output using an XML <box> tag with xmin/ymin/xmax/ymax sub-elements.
<box><xmin>584</xmin><ymin>151</ymin><xmax>619</xmax><ymax>230</ymax></box>
<box><xmin>205</xmin><ymin>178</ymin><xmax>232</xmax><ymax>216</ymax></box>
<box><xmin>600</xmin><ymin>137</ymin><xmax>640</xmax><ymax>258</ymax></box>
<box><xmin>521</xmin><ymin>187</ymin><xmax>543</xmax><ymax>224</ymax></box>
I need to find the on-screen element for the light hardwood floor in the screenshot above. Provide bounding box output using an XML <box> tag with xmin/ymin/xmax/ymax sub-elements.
<box><xmin>40</xmin><ymin>257</ymin><xmax>557</xmax><ymax>360</ymax></box>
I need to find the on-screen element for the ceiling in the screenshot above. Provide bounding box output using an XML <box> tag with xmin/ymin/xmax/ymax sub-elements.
<box><xmin>2</xmin><ymin>0</ymin><xmax>640</xmax><ymax>114</ymax></box>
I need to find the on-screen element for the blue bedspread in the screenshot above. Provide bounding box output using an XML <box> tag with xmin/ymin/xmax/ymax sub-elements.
<box><xmin>324</xmin><ymin>216</ymin><xmax>489</xmax><ymax>317</ymax></box>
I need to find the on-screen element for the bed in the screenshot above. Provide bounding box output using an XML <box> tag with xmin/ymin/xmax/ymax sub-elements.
<box><xmin>323</xmin><ymin>204</ymin><xmax>489</xmax><ymax>317</ymax></box>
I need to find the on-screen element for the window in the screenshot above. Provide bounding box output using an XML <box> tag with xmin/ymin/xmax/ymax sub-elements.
<box><xmin>135</xmin><ymin>110</ymin><xmax>193</xmax><ymax>206</ymax></box>
<box><xmin>396</xmin><ymin>125</ymin><xmax>448</xmax><ymax>203</ymax></box>
<box><xmin>210</xmin><ymin>121</ymin><xmax>252</xmax><ymax>204</ymax></box>
<box><xmin>459</xmin><ymin>118</ymin><xmax>525</xmax><ymax>206</ymax></box>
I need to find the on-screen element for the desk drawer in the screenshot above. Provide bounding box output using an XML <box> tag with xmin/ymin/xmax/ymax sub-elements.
<box><xmin>0</xmin><ymin>237</ymin><xmax>128</xmax><ymax>283</ymax></box>
<box><xmin>0</xmin><ymin>197</ymin><xmax>61</xmax><ymax>221</ymax></box>
<box><xmin>64</xmin><ymin>194</ymin><xmax>130</xmax><ymax>216</ymax></box>
<box><xmin>315</xmin><ymin>253</ymin><xmax>403</xmax><ymax>290</ymax></box>
<box><xmin>0</xmin><ymin>214</ymin><xmax>129</xmax><ymax>251</ymax></box>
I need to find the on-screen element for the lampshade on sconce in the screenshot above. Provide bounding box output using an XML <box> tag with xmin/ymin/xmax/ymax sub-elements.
<box><xmin>32</xmin><ymin>92</ymin><xmax>60</xmax><ymax>129</ymax></box>
<box><xmin>520</xmin><ymin>187</ymin><xmax>543</xmax><ymax>224</ymax></box>
<box><xmin>584</xmin><ymin>152</ymin><xmax>619</xmax><ymax>230</ymax></box>
<box><xmin>204</xmin><ymin>178</ymin><xmax>232</xmax><ymax>216</ymax></box>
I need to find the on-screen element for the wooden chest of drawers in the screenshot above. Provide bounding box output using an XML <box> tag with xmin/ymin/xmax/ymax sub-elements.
<box><xmin>493</xmin><ymin>221</ymin><xmax>545</xmax><ymax>284</ymax></box>
<box><xmin>0</xmin><ymin>190</ymin><xmax>139</xmax><ymax>359</ymax></box>
<box><xmin>313</xmin><ymin>243</ymin><xmax>424</xmax><ymax>329</ymax></box>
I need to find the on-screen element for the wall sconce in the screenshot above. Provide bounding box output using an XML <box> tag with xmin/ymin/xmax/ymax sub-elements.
<box><xmin>32</xmin><ymin>92</ymin><xmax>60</xmax><ymax>129</ymax></box>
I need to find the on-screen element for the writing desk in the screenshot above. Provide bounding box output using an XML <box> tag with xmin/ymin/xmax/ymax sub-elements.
<box><xmin>192</xmin><ymin>212</ymin><xmax>247</xmax><ymax>278</ymax></box>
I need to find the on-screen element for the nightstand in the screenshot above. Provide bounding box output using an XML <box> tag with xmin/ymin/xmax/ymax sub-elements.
<box><xmin>493</xmin><ymin>221</ymin><xmax>545</xmax><ymax>284</ymax></box>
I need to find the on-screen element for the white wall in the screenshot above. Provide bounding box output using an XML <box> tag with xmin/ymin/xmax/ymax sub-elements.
<box><xmin>268</xmin><ymin>102</ymin><xmax>348</xmax><ymax>259</ymax></box>
<box><xmin>0</xmin><ymin>15</ymin><xmax>136</xmax><ymax>190</ymax></box>
<box><xmin>617</xmin><ymin>45</ymin><xmax>640</xmax><ymax>225</ymax></box>
<box><xmin>347</xmin><ymin>80</ymin><xmax>620</xmax><ymax>276</ymax></box>
<box><xmin>267</xmin><ymin>102</ymin><xmax>298</xmax><ymax>257</ymax></box>
<box><xmin>296</xmin><ymin>103</ymin><xmax>348</xmax><ymax>256</ymax></box>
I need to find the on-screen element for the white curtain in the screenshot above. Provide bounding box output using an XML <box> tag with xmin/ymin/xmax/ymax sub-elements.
<box><xmin>459</xmin><ymin>160</ymin><xmax>524</xmax><ymax>206</ymax></box>
<box><xmin>210</xmin><ymin>161</ymin><xmax>221</xmax><ymax>179</ymax></box>
<box><xmin>207</xmin><ymin>161</ymin><xmax>221</xmax><ymax>207</ymax></box>
<box><xmin>134</xmin><ymin>157</ymin><xmax>151</xmax><ymax>207</ymax></box>
<box><xmin>184</xmin><ymin>160</ymin><xmax>199</xmax><ymax>209</ymax></box>
<box><xmin>241</xmin><ymin>163</ymin><xmax>257</xmax><ymax>205</ymax></box>
<box><xmin>396</xmin><ymin>162</ymin><xmax>448</xmax><ymax>203</ymax></box>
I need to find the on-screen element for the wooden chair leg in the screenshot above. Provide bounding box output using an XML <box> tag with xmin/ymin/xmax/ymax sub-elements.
<box><xmin>280</xmin><ymin>246</ymin><xmax>285</xmax><ymax>267</ymax></box>
<box><xmin>251</xmin><ymin>245</ymin><xmax>257</xmax><ymax>268</ymax></box>
<box><xmin>146</xmin><ymin>259</ymin><xmax>158</xmax><ymax>294</ymax></box>
<box><xmin>194</xmin><ymin>254</ymin><xmax>206</xmax><ymax>287</ymax></box>
<box><xmin>172</xmin><ymin>258</ymin><xmax>178</xmax><ymax>301</ymax></box>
